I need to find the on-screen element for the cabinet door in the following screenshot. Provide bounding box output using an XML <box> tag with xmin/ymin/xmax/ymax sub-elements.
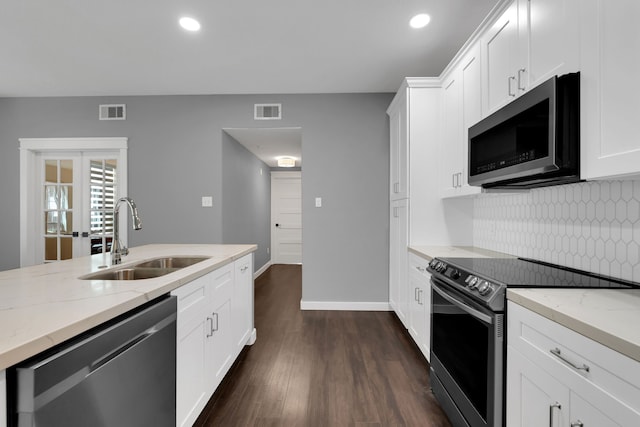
<box><xmin>581</xmin><ymin>0</ymin><xmax>640</xmax><ymax>179</ymax></box>
<box><xmin>459</xmin><ymin>45</ymin><xmax>483</xmax><ymax>196</ymax></box>
<box><xmin>484</xmin><ymin>1</ymin><xmax>519</xmax><ymax>114</ymax></box>
<box><xmin>172</xmin><ymin>274</ymin><xmax>211</xmax><ymax>427</ymax></box>
<box><xmin>516</xmin><ymin>0</ymin><xmax>580</xmax><ymax>92</ymax></box>
<box><xmin>507</xmin><ymin>347</ymin><xmax>570</xmax><ymax>427</ymax></box>
<box><xmin>389</xmin><ymin>199</ymin><xmax>409</xmax><ymax>328</ymax></box>
<box><xmin>569</xmin><ymin>392</ymin><xmax>628</xmax><ymax>427</ymax></box>
<box><xmin>389</xmin><ymin>92</ymin><xmax>408</xmax><ymax>200</ymax></box>
<box><xmin>407</xmin><ymin>269</ymin><xmax>424</xmax><ymax>347</ymax></box>
<box><xmin>440</xmin><ymin>72</ymin><xmax>463</xmax><ymax>197</ymax></box>
<box><xmin>206</xmin><ymin>264</ymin><xmax>234</xmax><ymax>392</ymax></box>
<box><xmin>520</xmin><ymin>0</ymin><xmax>579</xmax><ymax>92</ymax></box>
<box><xmin>233</xmin><ymin>254</ymin><xmax>253</xmax><ymax>355</ymax></box>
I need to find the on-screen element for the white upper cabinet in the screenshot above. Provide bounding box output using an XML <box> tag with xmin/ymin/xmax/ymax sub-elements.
<box><xmin>482</xmin><ymin>0</ymin><xmax>579</xmax><ymax>115</ymax></box>
<box><xmin>440</xmin><ymin>44</ymin><xmax>482</xmax><ymax>198</ymax></box>
<box><xmin>389</xmin><ymin>91</ymin><xmax>408</xmax><ymax>201</ymax></box>
<box><xmin>521</xmin><ymin>0</ymin><xmax>579</xmax><ymax>92</ymax></box>
<box><xmin>580</xmin><ymin>0</ymin><xmax>640</xmax><ymax>180</ymax></box>
<box><xmin>483</xmin><ymin>1</ymin><xmax>519</xmax><ymax>114</ymax></box>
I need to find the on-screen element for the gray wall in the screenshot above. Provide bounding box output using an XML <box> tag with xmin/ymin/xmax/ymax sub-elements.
<box><xmin>221</xmin><ymin>132</ymin><xmax>271</xmax><ymax>270</ymax></box>
<box><xmin>0</xmin><ymin>92</ymin><xmax>393</xmax><ymax>304</ymax></box>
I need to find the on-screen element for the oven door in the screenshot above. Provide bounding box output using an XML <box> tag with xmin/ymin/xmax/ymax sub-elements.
<box><xmin>430</xmin><ymin>278</ymin><xmax>503</xmax><ymax>427</ymax></box>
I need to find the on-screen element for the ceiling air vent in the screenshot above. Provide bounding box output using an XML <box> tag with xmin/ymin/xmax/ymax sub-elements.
<box><xmin>254</xmin><ymin>103</ymin><xmax>282</xmax><ymax>120</ymax></box>
<box><xmin>99</xmin><ymin>104</ymin><xmax>126</xmax><ymax>121</ymax></box>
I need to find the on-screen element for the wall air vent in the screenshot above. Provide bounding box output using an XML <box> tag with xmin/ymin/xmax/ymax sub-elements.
<box><xmin>99</xmin><ymin>104</ymin><xmax>126</xmax><ymax>120</ymax></box>
<box><xmin>254</xmin><ymin>103</ymin><xmax>282</xmax><ymax>120</ymax></box>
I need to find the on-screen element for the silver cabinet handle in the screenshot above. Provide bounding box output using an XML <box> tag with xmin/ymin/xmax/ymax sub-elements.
<box><xmin>550</xmin><ymin>348</ymin><xmax>590</xmax><ymax>372</ymax></box>
<box><xmin>452</xmin><ymin>173</ymin><xmax>456</xmax><ymax>188</ymax></box>
<box><xmin>394</xmin><ymin>182</ymin><xmax>399</xmax><ymax>194</ymax></box>
<box><xmin>508</xmin><ymin>76</ymin><xmax>516</xmax><ymax>97</ymax></box>
<box><xmin>414</xmin><ymin>287</ymin><xmax>419</xmax><ymax>301</ymax></box>
<box><xmin>549</xmin><ymin>402</ymin><xmax>561</xmax><ymax>427</ymax></box>
<box><xmin>571</xmin><ymin>421</ymin><xmax>584</xmax><ymax>427</ymax></box>
<box><xmin>393</xmin><ymin>207</ymin><xmax>398</xmax><ymax>218</ymax></box>
<box><xmin>458</xmin><ymin>172</ymin><xmax>463</xmax><ymax>187</ymax></box>
<box><xmin>517</xmin><ymin>68</ymin><xmax>526</xmax><ymax>91</ymax></box>
<box><xmin>416</xmin><ymin>266</ymin><xmax>425</xmax><ymax>273</ymax></box>
<box><xmin>206</xmin><ymin>317</ymin><xmax>214</xmax><ymax>338</ymax></box>
<box><xmin>418</xmin><ymin>289</ymin><xmax>424</xmax><ymax>305</ymax></box>
<box><xmin>212</xmin><ymin>312</ymin><xmax>219</xmax><ymax>332</ymax></box>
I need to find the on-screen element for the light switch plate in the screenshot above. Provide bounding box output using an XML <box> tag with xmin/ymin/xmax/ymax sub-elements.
<box><xmin>202</xmin><ymin>196</ymin><xmax>213</xmax><ymax>207</ymax></box>
<box><xmin>315</xmin><ymin>197</ymin><xmax>322</xmax><ymax>207</ymax></box>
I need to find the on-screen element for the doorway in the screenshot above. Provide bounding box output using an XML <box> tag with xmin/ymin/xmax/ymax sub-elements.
<box><xmin>271</xmin><ymin>171</ymin><xmax>302</xmax><ymax>264</ymax></box>
<box><xmin>19</xmin><ymin>137</ymin><xmax>128</xmax><ymax>267</ymax></box>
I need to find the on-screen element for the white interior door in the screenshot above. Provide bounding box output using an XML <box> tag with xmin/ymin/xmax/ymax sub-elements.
<box><xmin>271</xmin><ymin>171</ymin><xmax>302</xmax><ymax>264</ymax></box>
<box><xmin>20</xmin><ymin>138</ymin><xmax>127</xmax><ymax>266</ymax></box>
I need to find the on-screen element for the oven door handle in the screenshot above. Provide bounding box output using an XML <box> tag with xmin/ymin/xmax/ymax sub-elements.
<box><xmin>432</xmin><ymin>281</ymin><xmax>494</xmax><ymax>325</ymax></box>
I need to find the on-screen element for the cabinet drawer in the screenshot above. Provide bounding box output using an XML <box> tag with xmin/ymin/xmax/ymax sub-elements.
<box><xmin>408</xmin><ymin>253</ymin><xmax>430</xmax><ymax>277</ymax></box>
<box><xmin>508</xmin><ymin>301</ymin><xmax>640</xmax><ymax>413</ymax></box>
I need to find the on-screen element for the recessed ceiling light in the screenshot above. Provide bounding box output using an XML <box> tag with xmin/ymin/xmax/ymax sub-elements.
<box><xmin>179</xmin><ymin>17</ymin><xmax>201</xmax><ymax>32</ymax></box>
<box><xmin>409</xmin><ymin>13</ymin><xmax>431</xmax><ymax>29</ymax></box>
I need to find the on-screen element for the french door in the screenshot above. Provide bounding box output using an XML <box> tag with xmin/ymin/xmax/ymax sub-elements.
<box><xmin>20</xmin><ymin>138</ymin><xmax>128</xmax><ymax>266</ymax></box>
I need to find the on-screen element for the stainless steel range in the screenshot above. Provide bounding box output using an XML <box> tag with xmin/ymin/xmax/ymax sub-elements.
<box><xmin>427</xmin><ymin>257</ymin><xmax>638</xmax><ymax>427</ymax></box>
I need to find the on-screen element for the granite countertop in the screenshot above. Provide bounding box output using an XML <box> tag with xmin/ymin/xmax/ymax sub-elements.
<box><xmin>409</xmin><ymin>245</ymin><xmax>515</xmax><ymax>261</ymax></box>
<box><xmin>0</xmin><ymin>244</ymin><xmax>256</xmax><ymax>370</ymax></box>
<box><xmin>507</xmin><ymin>288</ymin><xmax>640</xmax><ymax>363</ymax></box>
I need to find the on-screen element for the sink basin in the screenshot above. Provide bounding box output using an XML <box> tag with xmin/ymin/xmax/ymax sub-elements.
<box><xmin>133</xmin><ymin>256</ymin><xmax>210</xmax><ymax>269</ymax></box>
<box><xmin>80</xmin><ymin>256</ymin><xmax>210</xmax><ymax>281</ymax></box>
<box><xmin>81</xmin><ymin>267</ymin><xmax>178</xmax><ymax>281</ymax></box>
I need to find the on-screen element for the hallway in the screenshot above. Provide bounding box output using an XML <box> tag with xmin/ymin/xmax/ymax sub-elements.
<box><xmin>194</xmin><ymin>264</ymin><xmax>451</xmax><ymax>426</ymax></box>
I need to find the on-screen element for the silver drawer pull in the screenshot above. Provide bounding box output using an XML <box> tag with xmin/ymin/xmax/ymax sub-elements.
<box><xmin>550</xmin><ymin>348</ymin><xmax>590</xmax><ymax>372</ymax></box>
<box><xmin>571</xmin><ymin>421</ymin><xmax>584</xmax><ymax>427</ymax></box>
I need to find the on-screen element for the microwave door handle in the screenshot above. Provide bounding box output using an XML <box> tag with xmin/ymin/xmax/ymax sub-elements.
<box><xmin>432</xmin><ymin>281</ymin><xmax>494</xmax><ymax>325</ymax></box>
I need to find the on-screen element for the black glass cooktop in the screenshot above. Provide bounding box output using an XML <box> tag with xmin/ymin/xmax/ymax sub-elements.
<box><xmin>437</xmin><ymin>257</ymin><xmax>639</xmax><ymax>289</ymax></box>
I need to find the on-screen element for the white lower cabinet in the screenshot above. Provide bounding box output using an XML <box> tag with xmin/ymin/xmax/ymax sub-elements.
<box><xmin>407</xmin><ymin>254</ymin><xmax>431</xmax><ymax>361</ymax></box>
<box><xmin>172</xmin><ymin>254</ymin><xmax>254</xmax><ymax>427</ymax></box>
<box><xmin>507</xmin><ymin>301</ymin><xmax>640</xmax><ymax>427</ymax></box>
<box><xmin>389</xmin><ymin>199</ymin><xmax>409</xmax><ymax>328</ymax></box>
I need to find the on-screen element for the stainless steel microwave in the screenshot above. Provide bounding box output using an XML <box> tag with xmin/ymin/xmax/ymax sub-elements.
<box><xmin>468</xmin><ymin>73</ymin><xmax>580</xmax><ymax>189</ymax></box>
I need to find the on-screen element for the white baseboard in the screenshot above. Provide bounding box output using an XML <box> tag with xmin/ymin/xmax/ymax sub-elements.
<box><xmin>254</xmin><ymin>260</ymin><xmax>271</xmax><ymax>279</ymax></box>
<box><xmin>300</xmin><ymin>300</ymin><xmax>392</xmax><ymax>311</ymax></box>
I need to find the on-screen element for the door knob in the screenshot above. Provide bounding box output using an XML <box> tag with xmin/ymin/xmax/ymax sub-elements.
<box><xmin>275</xmin><ymin>223</ymin><xmax>280</xmax><ymax>227</ymax></box>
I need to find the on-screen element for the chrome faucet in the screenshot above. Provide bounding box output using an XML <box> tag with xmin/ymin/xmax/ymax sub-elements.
<box><xmin>111</xmin><ymin>196</ymin><xmax>142</xmax><ymax>265</ymax></box>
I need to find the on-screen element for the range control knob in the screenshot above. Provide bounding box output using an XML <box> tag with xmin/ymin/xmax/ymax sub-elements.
<box><xmin>467</xmin><ymin>277</ymin><xmax>479</xmax><ymax>289</ymax></box>
<box><xmin>429</xmin><ymin>259</ymin><xmax>438</xmax><ymax>269</ymax></box>
<box><xmin>450</xmin><ymin>269</ymin><xmax>460</xmax><ymax>280</ymax></box>
<box><xmin>478</xmin><ymin>281</ymin><xmax>493</xmax><ymax>296</ymax></box>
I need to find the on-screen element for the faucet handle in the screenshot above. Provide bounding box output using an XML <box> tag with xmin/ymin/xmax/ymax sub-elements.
<box><xmin>121</xmin><ymin>246</ymin><xmax>129</xmax><ymax>256</ymax></box>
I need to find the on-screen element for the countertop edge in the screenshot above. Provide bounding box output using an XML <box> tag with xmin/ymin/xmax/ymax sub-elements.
<box><xmin>507</xmin><ymin>289</ymin><xmax>640</xmax><ymax>364</ymax></box>
<box><xmin>0</xmin><ymin>244</ymin><xmax>257</xmax><ymax>370</ymax></box>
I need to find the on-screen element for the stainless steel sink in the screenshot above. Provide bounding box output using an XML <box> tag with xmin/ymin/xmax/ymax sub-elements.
<box><xmin>81</xmin><ymin>267</ymin><xmax>178</xmax><ymax>281</ymax></box>
<box><xmin>80</xmin><ymin>256</ymin><xmax>210</xmax><ymax>281</ymax></box>
<box><xmin>133</xmin><ymin>256</ymin><xmax>209</xmax><ymax>269</ymax></box>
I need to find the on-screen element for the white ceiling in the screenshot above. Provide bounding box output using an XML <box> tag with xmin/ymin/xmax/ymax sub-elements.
<box><xmin>1</xmin><ymin>1</ymin><xmax>501</xmax><ymax>167</ymax></box>
<box><xmin>224</xmin><ymin>127</ymin><xmax>302</xmax><ymax>168</ymax></box>
<box><xmin>0</xmin><ymin>0</ymin><xmax>500</xmax><ymax>97</ymax></box>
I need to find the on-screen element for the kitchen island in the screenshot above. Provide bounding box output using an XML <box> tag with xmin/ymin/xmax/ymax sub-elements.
<box><xmin>0</xmin><ymin>244</ymin><xmax>256</xmax><ymax>427</ymax></box>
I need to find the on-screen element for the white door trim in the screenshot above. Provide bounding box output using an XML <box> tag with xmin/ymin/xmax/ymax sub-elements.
<box><xmin>19</xmin><ymin>137</ymin><xmax>128</xmax><ymax>267</ymax></box>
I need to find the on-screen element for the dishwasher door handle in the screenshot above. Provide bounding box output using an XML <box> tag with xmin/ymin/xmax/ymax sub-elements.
<box><xmin>90</xmin><ymin>314</ymin><xmax>175</xmax><ymax>372</ymax></box>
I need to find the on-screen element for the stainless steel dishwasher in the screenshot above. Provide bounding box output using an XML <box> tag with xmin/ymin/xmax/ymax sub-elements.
<box><xmin>10</xmin><ymin>295</ymin><xmax>176</xmax><ymax>427</ymax></box>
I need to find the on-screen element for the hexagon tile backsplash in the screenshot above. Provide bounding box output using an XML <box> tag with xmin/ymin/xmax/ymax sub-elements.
<box><xmin>473</xmin><ymin>180</ymin><xmax>640</xmax><ymax>282</ymax></box>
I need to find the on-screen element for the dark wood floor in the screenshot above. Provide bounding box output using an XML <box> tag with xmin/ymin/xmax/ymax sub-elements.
<box><xmin>194</xmin><ymin>264</ymin><xmax>452</xmax><ymax>427</ymax></box>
